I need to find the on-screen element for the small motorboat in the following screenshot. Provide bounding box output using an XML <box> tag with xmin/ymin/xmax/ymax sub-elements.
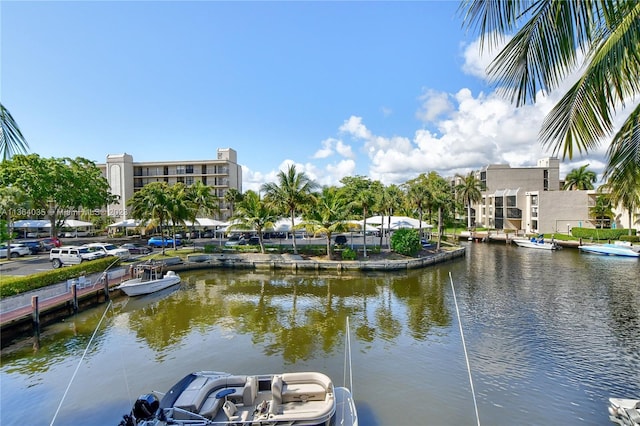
<box><xmin>513</xmin><ymin>236</ymin><xmax>559</xmax><ymax>250</ymax></box>
<box><xmin>579</xmin><ymin>242</ymin><xmax>640</xmax><ymax>258</ymax></box>
<box><xmin>117</xmin><ymin>262</ymin><xmax>181</xmax><ymax>296</ymax></box>
<box><xmin>119</xmin><ymin>371</ymin><xmax>358</xmax><ymax>426</ymax></box>
<box><xmin>608</xmin><ymin>397</ymin><xmax>640</xmax><ymax>425</ymax></box>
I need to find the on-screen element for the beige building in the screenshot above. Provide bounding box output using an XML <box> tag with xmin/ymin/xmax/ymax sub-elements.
<box><xmin>469</xmin><ymin>157</ymin><xmax>635</xmax><ymax>235</ymax></box>
<box><xmin>98</xmin><ymin>148</ymin><xmax>242</xmax><ymax>221</ymax></box>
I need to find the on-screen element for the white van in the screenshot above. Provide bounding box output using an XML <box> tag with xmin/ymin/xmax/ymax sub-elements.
<box><xmin>49</xmin><ymin>246</ymin><xmax>103</xmax><ymax>269</ymax></box>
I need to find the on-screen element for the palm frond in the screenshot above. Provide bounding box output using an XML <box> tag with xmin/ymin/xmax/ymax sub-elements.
<box><xmin>0</xmin><ymin>104</ymin><xmax>29</xmax><ymax>160</ymax></box>
<box><xmin>604</xmin><ymin>104</ymin><xmax>640</xmax><ymax>180</ymax></box>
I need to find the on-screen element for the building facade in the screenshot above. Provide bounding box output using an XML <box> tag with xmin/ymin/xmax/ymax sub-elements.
<box><xmin>468</xmin><ymin>157</ymin><xmax>635</xmax><ymax>235</ymax></box>
<box><xmin>99</xmin><ymin>148</ymin><xmax>242</xmax><ymax>221</ymax></box>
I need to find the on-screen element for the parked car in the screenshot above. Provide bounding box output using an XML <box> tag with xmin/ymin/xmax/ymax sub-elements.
<box><xmin>334</xmin><ymin>235</ymin><xmax>348</xmax><ymax>246</ymax></box>
<box><xmin>0</xmin><ymin>244</ymin><xmax>31</xmax><ymax>258</ymax></box>
<box><xmin>40</xmin><ymin>237</ymin><xmax>62</xmax><ymax>249</ymax></box>
<box><xmin>147</xmin><ymin>236</ymin><xmax>182</xmax><ymax>248</ymax></box>
<box><xmin>49</xmin><ymin>246</ymin><xmax>103</xmax><ymax>268</ymax></box>
<box><xmin>120</xmin><ymin>243</ymin><xmax>152</xmax><ymax>255</ymax></box>
<box><xmin>19</xmin><ymin>240</ymin><xmax>46</xmax><ymax>254</ymax></box>
<box><xmin>83</xmin><ymin>242</ymin><xmax>131</xmax><ymax>260</ymax></box>
<box><xmin>224</xmin><ymin>235</ymin><xmax>246</xmax><ymax>247</ymax></box>
<box><xmin>247</xmin><ymin>236</ymin><xmax>261</xmax><ymax>245</ymax></box>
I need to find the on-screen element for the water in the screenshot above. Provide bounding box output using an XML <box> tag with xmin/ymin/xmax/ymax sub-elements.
<box><xmin>1</xmin><ymin>242</ymin><xmax>639</xmax><ymax>425</ymax></box>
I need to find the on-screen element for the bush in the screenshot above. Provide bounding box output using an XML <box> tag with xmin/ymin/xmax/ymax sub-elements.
<box><xmin>390</xmin><ymin>229</ymin><xmax>422</xmax><ymax>256</ymax></box>
<box><xmin>571</xmin><ymin>227</ymin><xmax>635</xmax><ymax>241</ymax></box>
<box><xmin>0</xmin><ymin>257</ymin><xmax>120</xmax><ymax>298</ymax></box>
<box><xmin>341</xmin><ymin>247</ymin><xmax>357</xmax><ymax>260</ymax></box>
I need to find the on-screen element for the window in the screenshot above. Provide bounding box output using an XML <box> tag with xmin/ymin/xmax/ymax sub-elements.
<box><xmin>186</xmin><ymin>176</ymin><xmax>194</xmax><ymax>185</ymax></box>
<box><xmin>202</xmin><ymin>164</ymin><xmax>207</xmax><ymax>174</ymax></box>
<box><xmin>176</xmin><ymin>165</ymin><xmax>186</xmax><ymax>175</ymax></box>
<box><xmin>186</xmin><ymin>165</ymin><xmax>194</xmax><ymax>174</ymax></box>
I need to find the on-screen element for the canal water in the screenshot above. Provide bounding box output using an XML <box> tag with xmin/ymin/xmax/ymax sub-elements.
<box><xmin>1</xmin><ymin>242</ymin><xmax>639</xmax><ymax>425</ymax></box>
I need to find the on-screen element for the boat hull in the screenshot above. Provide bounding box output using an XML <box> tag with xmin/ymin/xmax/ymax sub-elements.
<box><xmin>579</xmin><ymin>244</ymin><xmax>639</xmax><ymax>258</ymax></box>
<box><xmin>513</xmin><ymin>239</ymin><xmax>558</xmax><ymax>250</ymax></box>
<box><xmin>118</xmin><ymin>274</ymin><xmax>181</xmax><ymax>296</ymax></box>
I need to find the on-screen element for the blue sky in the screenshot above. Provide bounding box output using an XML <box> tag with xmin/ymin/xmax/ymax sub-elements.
<box><xmin>2</xmin><ymin>1</ymin><xmax>613</xmax><ymax>192</ymax></box>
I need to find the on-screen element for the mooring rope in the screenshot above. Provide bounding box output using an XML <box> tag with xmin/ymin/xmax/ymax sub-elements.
<box><xmin>50</xmin><ymin>299</ymin><xmax>113</xmax><ymax>426</ymax></box>
<box><xmin>449</xmin><ymin>272</ymin><xmax>480</xmax><ymax>426</ymax></box>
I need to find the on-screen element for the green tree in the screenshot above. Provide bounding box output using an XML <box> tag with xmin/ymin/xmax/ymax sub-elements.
<box><xmin>390</xmin><ymin>228</ymin><xmax>422</xmax><ymax>256</ymax></box>
<box><xmin>460</xmin><ymin>1</ymin><xmax>640</xmax><ymax>181</ymax></box>
<box><xmin>404</xmin><ymin>174</ymin><xmax>432</xmax><ymax>238</ymax></box>
<box><xmin>261</xmin><ymin>165</ymin><xmax>318</xmax><ymax>255</ymax></box>
<box><xmin>563</xmin><ymin>165</ymin><xmax>598</xmax><ymax>190</ymax></box>
<box><xmin>0</xmin><ymin>186</ymin><xmax>27</xmax><ymax>254</ymax></box>
<box><xmin>0</xmin><ymin>154</ymin><xmax>115</xmax><ymax>237</ymax></box>
<box><xmin>167</xmin><ymin>183</ymin><xmax>192</xmax><ymax>249</ymax></box>
<box><xmin>590</xmin><ymin>194</ymin><xmax>614</xmax><ymax>229</ymax></box>
<box><xmin>600</xmin><ymin>165</ymin><xmax>640</xmax><ymax>235</ymax></box>
<box><xmin>301</xmin><ymin>186</ymin><xmax>352</xmax><ymax>259</ymax></box>
<box><xmin>455</xmin><ymin>171</ymin><xmax>483</xmax><ymax>229</ymax></box>
<box><xmin>339</xmin><ymin>176</ymin><xmax>379</xmax><ymax>258</ymax></box>
<box><xmin>0</xmin><ymin>103</ymin><xmax>28</xmax><ymax>161</ymax></box>
<box><xmin>223</xmin><ymin>188</ymin><xmax>243</xmax><ymax>219</ymax></box>
<box><xmin>127</xmin><ymin>182</ymin><xmax>171</xmax><ymax>254</ymax></box>
<box><xmin>427</xmin><ymin>172</ymin><xmax>454</xmax><ymax>250</ymax></box>
<box><xmin>229</xmin><ymin>190</ymin><xmax>279</xmax><ymax>254</ymax></box>
<box><xmin>378</xmin><ymin>184</ymin><xmax>405</xmax><ymax>248</ymax></box>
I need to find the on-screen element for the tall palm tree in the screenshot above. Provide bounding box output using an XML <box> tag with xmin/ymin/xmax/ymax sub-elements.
<box><xmin>0</xmin><ymin>103</ymin><xmax>28</xmax><ymax>161</ymax></box>
<box><xmin>378</xmin><ymin>184</ymin><xmax>404</xmax><ymax>248</ymax></box>
<box><xmin>427</xmin><ymin>173</ymin><xmax>453</xmax><ymax>250</ymax></box>
<box><xmin>600</xmin><ymin>165</ymin><xmax>640</xmax><ymax>235</ymax></box>
<box><xmin>563</xmin><ymin>165</ymin><xmax>598</xmax><ymax>190</ymax></box>
<box><xmin>460</xmin><ymin>1</ymin><xmax>640</xmax><ymax>179</ymax></box>
<box><xmin>339</xmin><ymin>176</ymin><xmax>378</xmax><ymax>258</ymax></box>
<box><xmin>404</xmin><ymin>174</ymin><xmax>432</xmax><ymax>239</ymax></box>
<box><xmin>302</xmin><ymin>186</ymin><xmax>352</xmax><ymax>259</ymax></box>
<box><xmin>230</xmin><ymin>190</ymin><xmax>279</xmax><ymax>254</ymax></box>
<box><xmin>187</xmin><ymin>180</ymin><xmax>220</xmax><ymax>235</ymax></box>
<box><xmin>127</xmin><ymin>182</ymin><xmax>171</xmax><ymax>254</ymax></box>
<box><xmin>590</xmin><ymin>194</ymin><xmax>614</xmax><ymax>230</ymax></box>
<box><xmin>261</xmin><ymin>165</ymin><xmax>318</xmax><ymax>255</ymax></box>
<box><xmin>167</xmin><ymin>183</ymin><xmax>191</xmax><ymax>249</ymax></box>
<box><xmin>455</xmin><ymin>172</ymin><xmax>483</xmax><ymax>229</ymax></box>
<box><xmin>223</xmin><ymin>188</ymin><xmax>242</xmax><ymax>220</ymax></box>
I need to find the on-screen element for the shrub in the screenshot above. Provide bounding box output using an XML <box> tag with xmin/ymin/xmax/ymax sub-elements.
<box><xmin>0</xmin><ymin>257</ymin><xmax>120</xmax><ymax>298</ymax></box>
<box><xmin>390</xmin><ymin>229</ymin><xmax>422</xmax><ymax>256</ymax></box>
<box><xmin>571</xmin><ymin>227</ymin><xmax>635</xmax><ymax>241</ymax></box>
<box><xmin>341</xmin><ymin>247</ymin><xmax>357</xmax><ymax>260</ymax></box>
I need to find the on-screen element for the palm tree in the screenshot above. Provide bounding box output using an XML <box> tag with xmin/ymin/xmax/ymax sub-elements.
<box><xmin>301</xmin><ymin>186</ymin><xmax>352</xmax><ymax>259</ymax></box>
<box><xmin>166</xmin><ymin>183</ymin><xmax>192</xmax><ymax>249</ymax></box>
<box><xmin>563</xmin><ymin>165</ymin><xmax>597</xmax><ymax>190</ymax></box>
<box><xmin>404</xmin><ymin>174</ymin><xmax>432</xmax><ymax>239</ymax></box>
<box><xmin>127</xmin><ymin>182</ymin><xmax>171</xmax><ymax>254</ymax></box>
<box><xmin>0</xmin><ymin>103</ymin><xmax>28</xmax><ymax>161</ymax></box>
<box><xmin>590</xmin><ymin>194</ymin><xmax>614</xmax><ymax>230</ymax></box>
<box><xmin>339</xmin><ymin>176</ymin><xmax>378</xmax><ymax>258</ymax></box>
<box><xmin>261</xmin><ymin>165</ymin><xmax>318</xmax><ymax>255</ymax></box>
<box><xmin>378</xmin><ymin>184</ymin><xmax>404</xmax><ymax>248</ymax></box>
<box><xmin>427</xmin><ymin>173</ymin><xmax>453</xmax><ymax>250</ymax></box>
<box><xmin>455</xmin><ymin>172</ymin><xmax>483</xmax><ymax>229</ymax></box>
<box><xmin>460</xmin><ymin>1</ymin><xmax>640</xmax><ymax>181</ymax></box>
<box><xmin>187</xmin><ymin>180</ymin><xmax>220</xmax><ymax>235</ymax></box>
<box><xmin>600</xmin><ymin>166</ymin><xmax>640</xmax><ymax>235</ymax></box>
<box><xmin>229</xmin><ymin>190</ymin><xmax>279</xmax><ymax>254</ymax></box>
<box><xmin>223</xmin><ymin>188</ymin><xmax>242</xmax><ymax>220</ymax></box>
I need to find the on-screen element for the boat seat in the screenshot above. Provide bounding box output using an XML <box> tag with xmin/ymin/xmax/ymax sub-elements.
<box><xmin>243</xmin><ymin>375</ymin><xmax>258</xmax><ymax>406</ymax></box>
<box><xmin>222</xmin><ymin>400</ymin><xmax>250</xmax><ymax>422</ymax></box>
<box><xmin>281</xmin><ymin>372</ymin><xmax>330</xmax><ymax>403</ymax></box>
<box><xmin>269</xmin><ymin>375</ymin><xmax>283</xmax><ymax>415</ymax></box>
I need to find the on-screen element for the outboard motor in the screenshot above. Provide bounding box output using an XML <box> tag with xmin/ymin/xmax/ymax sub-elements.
<box><xmin>132</xmin><ymin>393</ymin><xmax>160</xmax><ymax>421</ymax></box>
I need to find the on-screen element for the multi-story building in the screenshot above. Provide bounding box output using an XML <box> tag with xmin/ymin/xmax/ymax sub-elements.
<box><xmin>465</xmin><ymin>157</ymin><xmax>634</xmax><ymax>235</ymax></box>
<box><xmin>98</xmin><ymin>148</ymin><xmax>242</xmax><ymax>221</ymax></box>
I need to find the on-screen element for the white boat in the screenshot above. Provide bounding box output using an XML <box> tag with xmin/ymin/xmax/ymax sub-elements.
<box><xmin>119</xmin><ymin>370</ymin><xmax>358</xmax><ymax>426</ymax></box>
<box><xmin>117</xmin><ymin>263</ymin><xmax>181</xmax><ymax>296</ymax></box>
<box><xmin>513</xmin><ymin>237</ymin><xmax>559</xmax><ymax>250</ymax></box>
<box><xmin>609</xmin><ymin>397</ymin><xmax>640</xmax><ymax>425</ymax></box>
<box><xmin>579</xmin><ymin>242</ymin><xmax>640</xmax><ymax>258</ymax></box>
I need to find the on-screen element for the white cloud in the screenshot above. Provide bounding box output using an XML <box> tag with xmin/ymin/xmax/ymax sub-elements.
<box><xmin>416</xmin><ymin>89</ymin><xmax>454</xmax><ymax>123</ymax></box>
<box><xmin>339</xmin><ymin>116</ymin><xmax>371</xmax><ymax>140</ymax></box>
<box><xmin>312</xmin><ymin>138</ymin><xmax>336</xmax><ymax>159</ymax></box>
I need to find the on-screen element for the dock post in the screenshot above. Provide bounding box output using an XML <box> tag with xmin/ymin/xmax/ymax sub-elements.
<box><xmin>102</xmin><ymin>273</ymin><xmax>109</xmax><ymax>301</ymax></box>
<box><xmin>72</xmin><ymin>283</ymin><xmax>78</xmax><ymax>313</ymax></box>
<box><xmin>31</xmin><ymin>295</ymin><xmax>40</xmax><ymax>347</ymax></box>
